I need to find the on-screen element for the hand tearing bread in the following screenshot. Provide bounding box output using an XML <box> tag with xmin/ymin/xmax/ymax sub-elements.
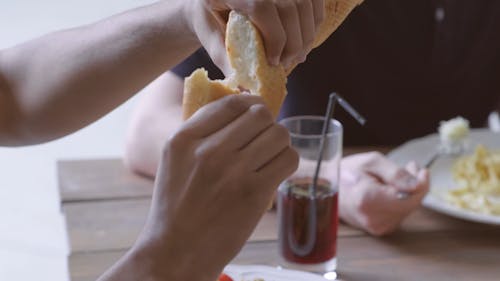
<box><xmin>183</xmin><ymin>0</ymin><xmax>364</xmax><ymax>120</ymax></box>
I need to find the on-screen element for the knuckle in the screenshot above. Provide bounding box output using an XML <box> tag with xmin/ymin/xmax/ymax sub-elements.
<box><xmin>393</xmin><ymin>168</ymin><xmax>410</xmax><ymax>180</ymax></box>
<box><xmin>161</xmin><ymin>141</ymin><xmax>172</xmax><ymax>158</ymax></box>
<box><xmin>249</xmin><ymin>104</ymin><xmax>273</xmax><ymax>123</ymax></box>
<box><xmin>164</xmin><ymin>129</ymin><xmax>189</xmax><ymax>155</ymax></box>
<box><xmin>274</xmin><ymin>124</ymin><xmax>291</xmax><ymax>142</ymax></box>
<box><xmin>194</xmin><ymin>144</ymin><xmax>217</xmax><ymax>163</ymax></box>
<box><xmin>222</xmin><ymin>95</ymin><xmax>249</xmax><ymax>115</ymax></box>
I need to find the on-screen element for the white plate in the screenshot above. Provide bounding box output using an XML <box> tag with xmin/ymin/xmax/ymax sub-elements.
<box><xmin>387</xmin><ymin>128</ymin><xmax>500</xmax><ymax>225</ymax></box>
<box><xmin>224</xmin><ymin>265</ymin><xmax>327</xmax><ymax>281</ymax></box>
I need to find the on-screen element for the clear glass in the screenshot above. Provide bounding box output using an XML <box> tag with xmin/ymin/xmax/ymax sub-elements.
<box><xmin>277</xmin><ymin>116</ymin><xmax>342</xmax><ymax>275</ymax></box>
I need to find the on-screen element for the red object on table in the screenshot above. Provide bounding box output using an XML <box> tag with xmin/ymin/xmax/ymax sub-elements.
<box><xmin>218</xmin><ymin>273</ymin><xmax>234</xmax><ymax>281</ymax></box>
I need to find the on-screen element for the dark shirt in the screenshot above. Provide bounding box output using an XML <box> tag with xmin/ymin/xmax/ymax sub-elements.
<box><xmin>173</xmin><ymin>0</ymin><xmax>500</xmax><ymax>146</ymax></box>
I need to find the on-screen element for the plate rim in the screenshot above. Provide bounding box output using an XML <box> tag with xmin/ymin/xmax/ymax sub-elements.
<box><xmin>224</xmin><ymin>264</ymin><xmax>326</xmax><ymax>281</ymax></box>
<box><xmin>388</xmin><ymin>128</ymin><xmax>500</xmax><ymax>225</ymax></box>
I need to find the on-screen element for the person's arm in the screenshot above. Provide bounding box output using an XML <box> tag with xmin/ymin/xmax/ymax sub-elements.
<box><xmin>0</xmin><ymin>0</ymin><xmax>324</xmax><ymax>146</ymax></box>
<box><xmin>0</xmin><ymin>1</ymin><xmax>198</xmax><ymax>146</ymax></box>
<box><xmin>124</xmin><ymin>71</ymin><xmax>184</xmax><ymax>177</ymax></box>
<box><xmin>338</xmin><ymin>152</ymin><xmax>429</xmax><ymax>236</ymax></box>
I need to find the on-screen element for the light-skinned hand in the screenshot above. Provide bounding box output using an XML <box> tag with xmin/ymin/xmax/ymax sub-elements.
<box><xmin>338</xmin><ymin>152</ymin><xmax>430</xmax><ymax>236</ymax></box>
<box><xmin>187</xmin><ymin>0</ymin><xmax>325</xmax><ymax>73</ymax></box>
<box><xmin>131</xmin><ymin>95</ymin><xmax>299</xmax><ymax>281</ymax></box>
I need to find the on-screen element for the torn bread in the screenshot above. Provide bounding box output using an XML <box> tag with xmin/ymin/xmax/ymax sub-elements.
<box><xmin>183</xmin><ymin>0</ymin><xmax>364</xmax><ymax>120</ymax></box>
<box><xmin>182</xmin><ymin>68</ymin><xmax>239</xmax><ymax>119</ymax></box>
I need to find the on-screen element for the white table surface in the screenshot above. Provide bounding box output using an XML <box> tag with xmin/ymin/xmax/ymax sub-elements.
<box><xmin>0</xmin><ymin>1</ymin><xmax>155</xmax><ymax>280</ymax></box>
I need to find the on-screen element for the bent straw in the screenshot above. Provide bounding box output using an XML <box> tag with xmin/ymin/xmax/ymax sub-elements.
<box><xmin>289</xmin><ymin>93</ymin><xmax>367</xmax><ymax>257</ymax></box>
<box><xmin>311</xmin><ymin>93</ymin><xmax>366</xmax><ymax>194</ymax></box>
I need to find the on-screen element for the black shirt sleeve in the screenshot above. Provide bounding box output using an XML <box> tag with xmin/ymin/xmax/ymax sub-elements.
<box><xmin>171</xmin><ymin>48</ymin><xmax>225</xmax><ymax>80</ymax></box>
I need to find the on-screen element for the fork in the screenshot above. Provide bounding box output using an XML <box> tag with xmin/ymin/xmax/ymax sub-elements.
<box><xmin>396</xmin><ymin>140</ymin><xmax>467</xmax><ymax>200</ymax></box>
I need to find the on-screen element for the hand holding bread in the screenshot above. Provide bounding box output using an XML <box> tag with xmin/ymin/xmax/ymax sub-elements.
<box><xmin>183</xmin><ymin>0</ymin><xmax>364</xmax><ymax>120</ymax></box>
<box><xmin>193</xmin><ymin>0</ymin><xmax>328</xmax><ymax>75</ymax></box>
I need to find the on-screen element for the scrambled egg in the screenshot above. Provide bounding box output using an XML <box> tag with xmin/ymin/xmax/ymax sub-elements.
<box><xmin>445</xmin><ymin>145</ymin><xmax>500</xmax><ymax>215</ymax></box>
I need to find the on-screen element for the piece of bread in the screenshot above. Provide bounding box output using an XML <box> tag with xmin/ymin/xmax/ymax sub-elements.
<box><xmin>183</xmin><ymin>68</ymin><xmax>239</xmax><ymax>119</ymax></box>
<box><xmin>182</xmin><ymin>0</ymin><xmax>364</xmax><ymax>120</ymax></box>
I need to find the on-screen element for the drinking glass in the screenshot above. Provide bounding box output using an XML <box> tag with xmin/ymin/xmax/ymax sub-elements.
<box><xmin>277</xmin><ymin>116</ymin><xmax>342</xmax><ymax>275</ymax></box>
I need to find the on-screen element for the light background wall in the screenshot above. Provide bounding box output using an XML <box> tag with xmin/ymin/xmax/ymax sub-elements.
<box><xmin>0</xmin><ymin>1</ymin><xmax>157</xmax><ymax>280</ymax></box>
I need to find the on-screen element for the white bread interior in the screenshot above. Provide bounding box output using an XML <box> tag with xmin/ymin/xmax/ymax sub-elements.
<box><xmin>183</xmin><ymin>0</ymin><xmax>364</xmax><ymax>120</ymax></box>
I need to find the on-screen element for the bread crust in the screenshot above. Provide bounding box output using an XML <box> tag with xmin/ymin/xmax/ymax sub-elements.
<box><xmin>183</xmin><ymin>69</ymin><xmax>239</xmax><ymax>120</ymax></box>
<box><xmin>225</xmin><ymin>12</ymin><xmax>287</xmax><ymax>118</ymax></box>
<box><xmin>182</xmin><ymin>0</ymin><xmax>364</xmax><ymax>120</ymax></box>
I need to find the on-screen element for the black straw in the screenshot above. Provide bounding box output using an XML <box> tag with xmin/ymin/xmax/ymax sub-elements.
<box><xmin>287</xmin><ymin>92</ymin><xmax>366</xmax><ymax>257</ymax></box>
<box><xmin>311</xmin><ymin>93</ymin><xmax>339</xmax><ymax>197</ymax></box>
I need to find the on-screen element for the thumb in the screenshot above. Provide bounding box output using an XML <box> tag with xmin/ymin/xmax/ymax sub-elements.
<box><xmin>204</xmin><ymin>32</ymin><xmax>232</xmax><ymax>77</ymax></box>
<box><xmin>196</xmin><ymin>8</ymin><xmax>233</xmax><ymax>77</ymax></box>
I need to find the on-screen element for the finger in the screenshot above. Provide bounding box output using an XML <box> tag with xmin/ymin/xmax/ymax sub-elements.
<box><xmin>182</xmin><ymin>95</ymin><xmax>264</xmax><ymax>138</ymax></box>
<box><xmin>405</xmin><ymin>161</ymin><xmax>420</xmax><ymax>176</ymax></box>
<box><xmin>206</xmin><ymin>104</ymin><xmax>274</xmax><ymax>152</ymax></box>
<box><xmin>360</xmin><ymin>176</ymin><xmax>421</xmax><ymax>208</ymax></box>
<box><xmin>256</xmin><ymin>146</ymin><xmax>299</xmax><ymax>189</ymax></box>
<box><xmin>361</xmin><ymin>154</ymin><xmax>419</xmax><ymax>192</ymax></box>
<box><xmin>388</xmin><ymin>168</ymin><xmax>429</xmax><ymax>202</ymax></box>
<box><xmin>205</xmin><ymin>34</ymin><xmax>233</xmax><ymax>76</ymax></box>
<box><xmin>197</xmin><ymin>6</ymin><xmax>232</xmax><ymax>75</ymax></box>
<box><xmin>249</xmin><ymin>4</ymin><xmax>286</xmax><ymax>66</ymax></box>
<box><xmin>276</xmin><ymin>2</ymin><xmax>303</xmax><ymax>68</ymax></box>
<box><xmin>240</xmin><ymin>123</ymin><xmax>291</xmax><ymax>171</ymax></box>
<box><xmin>296</xmin><ymin>0</ymin><xmax>316</xmax><ymax>62</ymax></box>
<box><xmin>312</xmin><ymin>0</ymin><xmax>325</xmax><ymax>31</ymax></box>
<box><xmin>416</xmin><ymin>169</ymin><xmax>431</xmax><ymax>196</ymax></box>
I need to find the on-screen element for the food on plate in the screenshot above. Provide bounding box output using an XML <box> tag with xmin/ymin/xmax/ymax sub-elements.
<box><xmin>445</xmin><ymin>145</ymin><xmax>500</xmax><ymax>215</ymax></box>
<box><xmin>438</xmin><ymin>116</ymin><xmax>469</xmax><ymax>143</ymax></box>
<box><xmin>183</xmin><ymin>0</ymin><xmax>364</xmax><ymax>120</ymax></box>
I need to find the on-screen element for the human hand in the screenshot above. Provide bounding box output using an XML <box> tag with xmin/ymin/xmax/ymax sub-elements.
<box><xmin>133</xmin><ymin>95</ymin><xmax>298</xmax><ymax>281</ymax></box>
<box><xmin>338</xmin><ymin>152</ymin><xmax>429</xmax><ymax>236</ymax></box>
<box><xmin>186</xmin><ymin>0</ymin><xmax>325</xmax><ymax>73</ymax></box>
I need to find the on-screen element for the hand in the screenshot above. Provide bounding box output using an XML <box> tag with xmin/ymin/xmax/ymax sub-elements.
<box><xmin>338</xmin><ymin>152</ymin><xmax>429</xmax><ymax>236</ymax></box>
<box><xmin>186</xmin><ymin>0</ymin><xmax>325</xmax><ymax>73</ymax></box>
<box><xmin>132</xmin><ymin>95</ymin><xmax>299</xmax><ymax>280</ymax></box>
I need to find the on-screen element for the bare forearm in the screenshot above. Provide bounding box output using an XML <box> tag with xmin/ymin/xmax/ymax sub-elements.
<box><xmin>124</xmin><ymin>72</ymin><xmax>185</xmax><ymax>177</ymax></box>
<box><xmin>0</xmin><ymin>1</ymin><xmax>199</xmax><ymax>145</ymax></box>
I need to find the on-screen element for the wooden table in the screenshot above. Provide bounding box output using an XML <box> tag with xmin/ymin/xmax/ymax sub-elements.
<box><xmin>58</xmin><ymin>147</ymin><xmax>500</xmax><ymax>281</ymax></box>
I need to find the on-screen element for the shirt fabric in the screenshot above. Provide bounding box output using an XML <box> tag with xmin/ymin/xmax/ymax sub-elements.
<box><xmin>172</xmin><ymin>0</ymin><xmax>500</xmax><ymax>146</ymax></box>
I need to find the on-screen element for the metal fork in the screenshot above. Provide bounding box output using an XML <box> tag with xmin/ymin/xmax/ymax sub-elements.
<box><xmin>397</xmin><ymin>140</ymin><xmax>467</xmax><ymax>200</ymax></box>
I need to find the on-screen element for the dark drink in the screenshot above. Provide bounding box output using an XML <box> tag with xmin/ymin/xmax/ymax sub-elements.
<box><xmin>278</xmin><ymin>177</ymin><xmax>338</xmax><ymax>264</ymax></box>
